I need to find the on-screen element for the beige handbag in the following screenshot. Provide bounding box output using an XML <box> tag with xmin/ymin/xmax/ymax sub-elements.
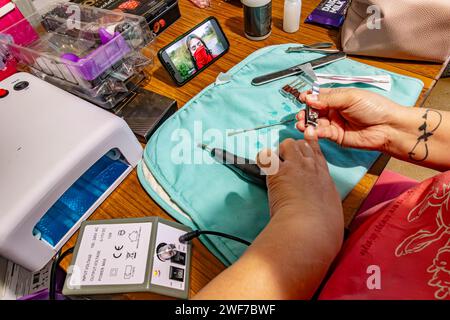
<box><xmin>341</xmin><ymin>0</ymin><xmax>450</xmax><ymax>63</ymax></box>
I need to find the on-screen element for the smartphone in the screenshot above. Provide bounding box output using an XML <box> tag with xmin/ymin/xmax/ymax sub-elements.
<box><xmin>158</xmin><ymin>16</ymin><xmax>230</xmax><ymax>86</ymax></box>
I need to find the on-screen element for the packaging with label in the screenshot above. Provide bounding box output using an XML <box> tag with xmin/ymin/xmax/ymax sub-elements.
<box><xmin>71</xmin><ymin>0</ymin><xmax>181</xmax><ymax>36</ymax></box>
<box><xmin>0</xmin><ymin>257</ymin><xmax>52</xmax><ymax>300</ymax></box>
<box><xmin>305</xmin><ymin>0</ymin><xmax>350</xmax><ymax>28</ymax></box>
<box><xmin>0</xmin><ymin>2</ymin><xmax>154</xmax><ymax>109</ymax></box>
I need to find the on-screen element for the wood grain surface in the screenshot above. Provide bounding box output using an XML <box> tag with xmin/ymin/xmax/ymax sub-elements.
<box><xmin>60</xmin><ymin>0</ymin><xmax>443</xmax><ymax>299</ymax></box>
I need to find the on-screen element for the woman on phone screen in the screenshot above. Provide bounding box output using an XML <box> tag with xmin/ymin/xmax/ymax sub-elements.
<box><xmin>186</xmin><ymin>34</ymin><xmax>215</xmax><ymax>70</ymax></box>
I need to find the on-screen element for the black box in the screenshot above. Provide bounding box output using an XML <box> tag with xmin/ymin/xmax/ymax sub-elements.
<box><xmin>113</xmin><ymin>87</ymin><xmax>177</xmax><ymax>142</ymax></box>
<box><xmin>71</xmin><ymin>0</ymin><xmax>181</xmax><ymax>35</ymax></box>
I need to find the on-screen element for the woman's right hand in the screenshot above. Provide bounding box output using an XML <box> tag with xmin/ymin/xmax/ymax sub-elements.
<box><xmin>295</xmin><ymin>88</ymin><xmax>403</xmax><ymax>152</ymax></box>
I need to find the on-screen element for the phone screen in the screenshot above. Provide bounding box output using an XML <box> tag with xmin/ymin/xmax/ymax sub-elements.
<box><xmin>158</xmin><ymin>18</ymin><xmax>229</xmax><ymax>85</ymax></box>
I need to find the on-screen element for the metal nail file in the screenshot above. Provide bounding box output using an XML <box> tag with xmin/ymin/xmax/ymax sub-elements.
<box><xmin>198</xmin><ymin>144</ymin><xmax>267</xmax><ymax>188</ymax></box>
<box><xmin>251</xmin><ymin>52</ymin><xmax>347</xmax><ymax>86</ymax></box>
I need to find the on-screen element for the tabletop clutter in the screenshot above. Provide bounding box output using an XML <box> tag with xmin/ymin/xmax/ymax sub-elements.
<box><xmin>0</xmin><ymin>0</ymin><xmax>448</xmax><ymax>300</ymax></box>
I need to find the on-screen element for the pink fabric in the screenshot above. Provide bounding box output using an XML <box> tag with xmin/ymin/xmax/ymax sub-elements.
<box><xmin>320</xmin><ymin>170</ymin><xmax>450</xmax><ymax>299</ymax></box>
<box><xmin>349</xmin><ymin>169</ymin><xmax>419</xmax><ymax>231</ymax></box>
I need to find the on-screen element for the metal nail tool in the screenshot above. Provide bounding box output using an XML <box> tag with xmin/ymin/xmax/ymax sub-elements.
<box><xmin>280</xmin><ymin>77</ymin><xmax>307</xmax><ymax>99</ymax></box>
<box><xmin>299</xmin><ymin>63</ymin><xmax>320</xmax><ymax>127</ymax></box>
<box><xmin>285</xmin><ymin>42</ymin><xmax>339</xmax><ymax>54</ymax></box>
<box><xmin>227</xmin><ymin>118</ymin><xmax>296</xmax><ymax>136</ymax></box>
<box><xmin>287</xmin><ymin>42</ymin><xmax>334</xmax><ymax>50</ymax></box>
<box><xmin>251</xmin><ymin>52</ymin><xmax>347</xmax><ymax>86</ymax></box>
<box><xmin>286</xmin><ymin>47</ymin><xmax>341</xmax><ymax>54</ymax></box>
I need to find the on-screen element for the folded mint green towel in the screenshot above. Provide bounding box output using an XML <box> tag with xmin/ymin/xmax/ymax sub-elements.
<box><xmin>138</xmin><ymin>44</ymin><xmax>424</xmax><ymax>266</ymax></box>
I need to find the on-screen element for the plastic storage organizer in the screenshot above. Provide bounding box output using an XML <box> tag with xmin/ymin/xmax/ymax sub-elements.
<box><xmin>0</xmin><ymin>2</ymin><xmax>154</xmax><ymax>108</ymax></box>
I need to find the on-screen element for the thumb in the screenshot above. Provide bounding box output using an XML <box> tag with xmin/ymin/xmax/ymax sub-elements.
<box><xmin>305</xmin><ymin>88</ymin><xmax>356</xmax><ymax>111</ymax></box>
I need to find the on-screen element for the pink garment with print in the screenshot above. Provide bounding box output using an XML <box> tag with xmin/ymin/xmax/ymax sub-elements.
<box><xmin>320</xmin><ymin>170</ymin><xmax>450</xmax><ymax>300</ymax></box>
<box><xmin>350</xmin><ymin>170</ymin><xmax>418</xmax><ymax>231</ymax></box>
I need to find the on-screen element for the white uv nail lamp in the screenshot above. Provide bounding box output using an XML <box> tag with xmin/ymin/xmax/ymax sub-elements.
<box><xmin>0</xmin><ymin>72</ymin><xmax>143</xmax><ymax>271</ymax></box>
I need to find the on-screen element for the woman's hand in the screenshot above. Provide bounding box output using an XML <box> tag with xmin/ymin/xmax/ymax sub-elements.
<box><xmin>257</xmin><ymin>125</ymin><xmax>344</xmax><ymax>258</ymax></box>
<box><xmin>295</xmin><ymin>88</ymin><xmax>402</xmax><ymax>152</ymax></box>
<box><xmin>258</xmin><ymin>126</ymin><xmax>343</xmax><ymax>232</ymax></box>
<box><xmin>194</xmin><ymin>127</ymin><xmax>344</xmax><ymax>299</ymax></box>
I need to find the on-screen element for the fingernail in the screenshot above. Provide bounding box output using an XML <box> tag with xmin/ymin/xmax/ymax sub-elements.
<box><xmin>307</xmin><ymin>94</ymin><xmax>318</xmax><ymax>101</ymax></box>
<box><xmin>305</xmin><ymin>125</ymin><xmax>316</xmax><ymax>137</ymax></box>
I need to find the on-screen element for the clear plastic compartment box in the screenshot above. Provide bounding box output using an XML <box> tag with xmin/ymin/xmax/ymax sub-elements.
<box><xmin>0</xmin><ymin>2</ymin><xmax>154</xmax><ymax>108</ymax></box>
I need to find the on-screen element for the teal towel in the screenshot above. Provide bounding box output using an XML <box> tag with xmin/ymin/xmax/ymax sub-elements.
<box><xmin>138</xmin><ymin>44</ymin><xmax>424</xmax><ymax>266</ymax></box>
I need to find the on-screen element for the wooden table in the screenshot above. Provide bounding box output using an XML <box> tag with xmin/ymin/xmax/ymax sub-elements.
<box><xmin>61</xmin><ymin>0</ymin><xmax>445</xmax><ymax>299</ymax></box>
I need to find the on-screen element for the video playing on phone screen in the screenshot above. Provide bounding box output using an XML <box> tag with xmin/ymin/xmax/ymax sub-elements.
<box><xmin>159</xmin><ymin>18</ymin><xmax>229</xmax><ymax>85</ymax></box>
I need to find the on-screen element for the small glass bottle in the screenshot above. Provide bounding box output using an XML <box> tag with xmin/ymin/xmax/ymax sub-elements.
<box><xmin>283</xmin><ymin>0</ymin><xmax>301</xmax><ymax>33</ymax></box>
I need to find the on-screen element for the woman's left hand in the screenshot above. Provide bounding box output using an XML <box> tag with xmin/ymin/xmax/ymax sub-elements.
<box><xmin>258</xmin><ymin>126</ymin><xmax>343</xmax><ymax>234</ymax></box>
<box><xmin>194</xmin><ymin>127</ymin><xmax>344</xmax><ymax>300</ymax></box>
